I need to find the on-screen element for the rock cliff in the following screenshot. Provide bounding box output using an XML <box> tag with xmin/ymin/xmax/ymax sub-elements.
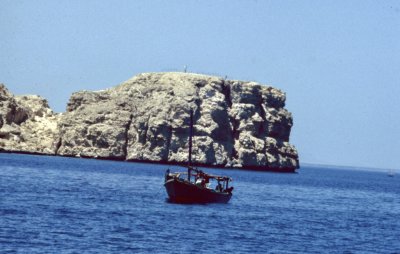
<box><xmin>0</xmin><ymin>73</ymin><xmax>299</xmax><ymax>171</ymax></box>
<box><xmin>0</xmin><ymin>84</ymin><xmax>60</xmax><ymax>154</ymax></box>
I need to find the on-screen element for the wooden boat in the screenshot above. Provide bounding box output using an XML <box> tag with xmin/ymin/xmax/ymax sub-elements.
<box><xmin>164</xmin><ymin>167</ymin><xmax>233</xmax><ymax>203</ymax></box>
<box><xmin>164</xmin><ymin>109</ymin><xmax>234</xmax><ymax>204</ymax></box>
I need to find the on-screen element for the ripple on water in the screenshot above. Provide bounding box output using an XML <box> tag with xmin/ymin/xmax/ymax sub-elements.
<box><xmin>0</xmin><ymin>154</ymin><xmax>399</xmax><ymax>253</ymax></box>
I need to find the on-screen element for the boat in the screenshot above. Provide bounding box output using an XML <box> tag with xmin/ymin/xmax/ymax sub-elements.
<box><xmin>388</xmin><ymin>170</ymin><xmax>395</xmax><ymax>177</ymax></box>
<box><xmin>164</xmin><ymin>109</ymin><xmax>234</xmax><ymax>204</ymax></box>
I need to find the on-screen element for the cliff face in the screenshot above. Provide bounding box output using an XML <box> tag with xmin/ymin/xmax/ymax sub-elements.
<box><xmin>0</xmin><ymin>72</ymin><xmax>299</xmax><ymax>171</ymax></box>
<box><xmin>0</xmin><ymin>84</ymin><xmax>60</xmax><ymax>154</ymax></box>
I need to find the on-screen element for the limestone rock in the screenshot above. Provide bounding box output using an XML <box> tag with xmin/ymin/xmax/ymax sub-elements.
<box><xmin>0</xmin><ymin>84</ymin><xmax>60</xmax><ymax>154</ymax></box>
<box><xmin>0</xmin><ymin>72</ymin><xmax>299</xmax><ymax>171</ymax></box>
<box><xmin>58</xmin><ymin>72</ymin><xmax>299</xmax><ymax>171</ymax></box>
<box><xmin>57</xmin><ymin>90</ymin><xmax>132</xmax><ymax>159</ymax></box>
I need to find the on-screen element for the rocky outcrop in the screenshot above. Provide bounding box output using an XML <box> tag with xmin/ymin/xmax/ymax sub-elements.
<box><xmin>58</xmin><ymin>72</ymin><xmax>299</xmax><ymax>170</ymax></box>
<box><xmin>0</xmin><ymin>84</ymin><xmax>60</xmax><ymax>154</ymax></box>
<box><xmin>0</xmin><ymin>72</ymin><xmax>299</xmax><ymax>171</ymax></box>
<box><xmin>57</xmin><ymin>89</ymin><xmax>132</xmax><ymax>159</ymax></box>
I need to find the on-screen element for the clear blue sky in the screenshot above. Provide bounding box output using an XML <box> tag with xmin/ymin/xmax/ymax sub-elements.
<box><xmin>1</xmin><ymin>0</ymin><xmax>399</xmax><ymax>169</ymax></box>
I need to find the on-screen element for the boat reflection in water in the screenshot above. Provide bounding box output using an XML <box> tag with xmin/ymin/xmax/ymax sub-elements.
<box><xmin>164</xmin><ymin>108</ymin><xmax>234</xmax><ymax>204</ymax></box>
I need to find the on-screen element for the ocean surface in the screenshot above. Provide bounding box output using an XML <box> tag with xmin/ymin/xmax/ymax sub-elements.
<box><xmin>0</xmin><ymin>154</ymin><xmax>399</xmax><ymax>254</ymax></box>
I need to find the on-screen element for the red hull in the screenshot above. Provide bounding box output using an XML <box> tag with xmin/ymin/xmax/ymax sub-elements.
<box><xmin>164</xmin><ymin>177</ymin><xmax>232</xmax><ymax>204</ymax></box>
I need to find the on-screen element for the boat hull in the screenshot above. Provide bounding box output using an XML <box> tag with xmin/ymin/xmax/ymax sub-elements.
<box><xmin>164</xmin><ymin>178</ymin><xmax>232</xmax><ymax>204</ymax></box>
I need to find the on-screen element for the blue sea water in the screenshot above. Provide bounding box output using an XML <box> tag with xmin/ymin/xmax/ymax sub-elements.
<box><xmin>0</xmin><ymin>154</ymin><xmax>399</xmax><ymax>254</ymax></box>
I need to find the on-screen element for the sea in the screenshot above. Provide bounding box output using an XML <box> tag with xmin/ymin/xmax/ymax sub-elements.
<box><xmin>0</xmin><ymin>153</ymin><xmax>399</xmax><ymax>254</ymax></box>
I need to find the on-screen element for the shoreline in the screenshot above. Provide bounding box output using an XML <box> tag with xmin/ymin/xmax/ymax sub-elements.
<box><xmin>0</xmin><ymin>150</ymin><xmax>298</xmax><ymax>173</ymax></box>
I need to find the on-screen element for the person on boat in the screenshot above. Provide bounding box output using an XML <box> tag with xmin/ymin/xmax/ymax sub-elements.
<box><xmin>195</xmin><ymin>177</ymin><xmax>208</xmax><ymax>188</ymax></box>
<box><xmin>204</xmin><ymin>177</ymin><xmax>210</xmax><ymax>189</ymax></box>
<box><xmin>226</xmin><ymin>186</ymin><xmax>234</xmax><ymax>193</ymax></box>
<box><xmin>195</xmin><ymin>174</ymin><xmax>203</xmax><ymax>186</ymax></box>
<box><xmin>216</xmin><ymin>182</ymin><xmax>223</xmax><ymax>192</ymax></box>
<box><xmin>165</xmin><ymin>169</ymin><xmax>170</xmax><ymax>181</ymax></box>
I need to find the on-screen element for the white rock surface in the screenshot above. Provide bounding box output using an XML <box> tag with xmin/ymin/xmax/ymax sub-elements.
<box><xmin>0</xmin><ymin>84</ymin><xmax>60</xmax><ymax>154</ymax></box>
<box><xmin>0</xmin><ymin>72</ymin><xmax>299</xmax><ymax>171</ymax></box>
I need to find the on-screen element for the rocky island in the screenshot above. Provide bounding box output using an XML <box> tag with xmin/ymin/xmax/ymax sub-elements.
<box><xmin>0</xmin><ymin>72</ymin><xmax>299</xmax><ymax>172</ymax></box>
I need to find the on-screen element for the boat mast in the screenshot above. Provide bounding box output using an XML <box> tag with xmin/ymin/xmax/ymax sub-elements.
<box><xmin>188</xmin><ymin>108</ymin><xmax>193</xmax><ymax>181</ymax></box>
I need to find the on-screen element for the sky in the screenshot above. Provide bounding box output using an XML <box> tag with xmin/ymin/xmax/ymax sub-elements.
<box><xmin>1</xmin><ymin>0</ymin><xmax>399</xmax><ymax>169</ymax></box>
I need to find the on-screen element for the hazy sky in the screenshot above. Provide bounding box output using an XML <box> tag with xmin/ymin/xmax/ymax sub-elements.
<box><xmin>1</xmin><ymin>0</ymin><xmax>399</xmax><ymax>169</ymax></box>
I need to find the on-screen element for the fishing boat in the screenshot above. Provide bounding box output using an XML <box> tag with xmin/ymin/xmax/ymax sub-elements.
<box><xmin>164</xmin><ymin>109</ymin><xmax>234</xmax><ymax>204</ymax></box>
